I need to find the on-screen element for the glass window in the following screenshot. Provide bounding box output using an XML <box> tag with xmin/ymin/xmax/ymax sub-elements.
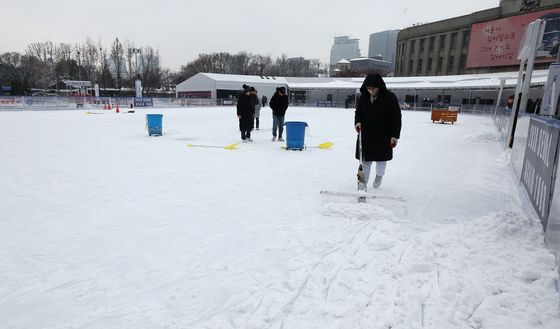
<box><xmin>439</xmin><ymin>35</ymin><xmax>446</xmax><ymax>50</ymax></box>
<box><xmin>462</xmin><ymin>30</ymin><xmax>470</xmax><ymax>46</ymax></box>
<box><xmin>451</xmin><ymin>32</ymin><xmax>458</xmax><ymax>49</ymax></box>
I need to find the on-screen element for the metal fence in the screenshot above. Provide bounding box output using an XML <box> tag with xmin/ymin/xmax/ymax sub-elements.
<box><xmin>0</xmin><ymin>96</ymin><xmax>118</xmax><ymax>111</ymax></box>
<box><xmin>0</xmin><ymin>96</ymin><xmax>238</xmax><ymax>111</ymax></box>
<box><xmin>0</xmin><ymin>96</ymin><xmax>503</xmax><ymax>116</ymax></box>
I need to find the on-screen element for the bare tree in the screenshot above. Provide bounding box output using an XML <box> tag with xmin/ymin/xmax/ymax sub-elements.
<box><xmin>98</xmin><ymin>45</ymin><xmax>114</xmax><ymax>89</ymax></box>
<box><xmin>139</xmin><ymin>46</ymin><xmax>162</xmax><ymax>94</ymax></box>
<box><xmin>24</xmin><ymin>42</ymin><xmax>52</xmax><ymax>87</ymax></box>
<box><xmin>160</xmin><ymin>68</ymin><xmax>176</xmax><ymax>92</ymax></box>
<box><xmin>0</xmin><ymin>52</ymin><xmax>44</xmax><ymax>94</ymax></box>
<box><xmin>211</xmin><ymin>52</ymin><xmax>231</xmax><ymax>74</ymax></box>
<box><xmin>276</xmin><ymin>54</ymin><xmax>288</xmax><ymax>76</ymax></box>
<box><xmin>83</xmin><ymin>38</ymin><xmax>99</xmax><ymax>84</ymax></box>
<box><xmin>231</xmin><ymin>52</ymin><xmax>251</xmax><ymax>75</ymax></box>
<box><xmin>111</xmin><ymin>38</ymin><xmax>124</xmax><ymax>89</ymax></box>
<box><xmin>122</xmin><ymin>39</ymin><xmax>139</xmax><ymax>87</ymax></box>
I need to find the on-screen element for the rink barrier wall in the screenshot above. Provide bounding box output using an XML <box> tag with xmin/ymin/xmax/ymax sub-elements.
<box><xmin>498</xmin><ymin>111</ymin><xmax>560</xmax><ymax>276</ymax></box>
<box><xmin>0</xmin><ymin>96</ymin><xmax>165</xmax><ymax>110</ymax></box>
<box><xmin>0</xmin><ymin>96</ymin><xmax>502</xmax><ymax>114</ymax></box>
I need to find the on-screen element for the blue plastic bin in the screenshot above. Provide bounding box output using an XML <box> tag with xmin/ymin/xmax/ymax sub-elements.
<box><xmin>146</xmin><ymin>114</ymin><xmax>163</xmax><ymax>136</ymax></box>
<box><xmin>284</xmin><ymin>121</ymin><xmax>308</xmax><ymax>150</ymax></box>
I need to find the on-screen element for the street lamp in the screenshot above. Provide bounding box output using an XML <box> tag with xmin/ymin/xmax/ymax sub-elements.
<box><xmin>130</xmin><ymin>48</ymin><xmax>142</xmax><ymax>98</ymax></box>
<box><xmin>99</xmin><ymin>47</ymin><xmax>104</xmax><ymax>89</ymax></box>
<box><xmin>76</xmin><ymin>49</ymin><xmax>81</xmax><ymax>81</ymax></box>
<box><xmin>131</xmin><ymin>48</ymin><xmax>141</xmax><ymax>79</ymax></box>
<box><xmin>65</xmin><ymin>50</ymin><xmax>72</xmax><ymax>79</ymax></box>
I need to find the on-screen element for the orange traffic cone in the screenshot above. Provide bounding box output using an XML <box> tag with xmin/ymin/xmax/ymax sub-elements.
<box><xmin>103</xmin><ymin>103</ymin><xmax>107</xmax><ymax>110</ymax></box>
<box><xmin>116</xmin><ymin>105</ymin><xmax>120</xmax><ymax>113</ymax></box>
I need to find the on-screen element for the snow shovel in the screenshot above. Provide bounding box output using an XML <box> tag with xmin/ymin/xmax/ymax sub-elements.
<box><xmin>357</xmin><ymin>131</ymin><xmax>367</xmax><ymax>202</ymax></box>
<box><xmin>303</xmin><ymin>141</ymin><xmax>334</xmax><ymax>149</ymax></box>
<box><xmin>310</xmin><ymin>141</ymin><xmax>334</xmax><ymax>149</ymax></box>
<box><xmin>187</xmin><ymin>143</ymin><xmax>239</xmax><ymax>150</ymax></box>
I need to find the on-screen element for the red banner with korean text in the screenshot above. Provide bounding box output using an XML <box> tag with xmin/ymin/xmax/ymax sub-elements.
<box><xmin>467</xmin><ymin>8</ymin><xmax>560</xmax><ymax>68</ymax></box>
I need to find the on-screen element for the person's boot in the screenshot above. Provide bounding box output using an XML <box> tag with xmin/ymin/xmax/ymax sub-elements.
<box><xmin>373</xmin><ymin>175</ymin><xmax>383</xmax><ymax>189</ymax></box>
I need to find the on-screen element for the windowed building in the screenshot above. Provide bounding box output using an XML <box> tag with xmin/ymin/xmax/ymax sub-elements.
<box><xmin>395</xmin><ymin>0</ymin><xmax>560</xmax><ymax>76</ymax></box>
<box><xmin>368</xmin><ymin>30</ymin><xmax>400</xmax><ymax>72</ymax></box>
<box><xmin>330</xmin><ymin>36</ymin><xmax>361</xmax><ymax>66</ymax></box>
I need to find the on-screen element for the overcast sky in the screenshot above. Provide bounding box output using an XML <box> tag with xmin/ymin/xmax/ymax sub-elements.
<box><xmin>2</xmin><ymin>0</ymin><xmax>499</xmax><ymax>71</ymax></box>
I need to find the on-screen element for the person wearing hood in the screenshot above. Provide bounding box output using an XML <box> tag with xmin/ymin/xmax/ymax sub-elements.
<box><xmin>354</xmin><ymin>73</ymin><xmax>401</xmax><ymax>189</ymax></box>
<box><xmin>237</xmin><ymin>84</ymin><xmax>255</xmax><ymax>142</ymax></box>
<box><xmin>269</xmin><ymin>86</ymin><xmax>289</xmax><ymax>141</ymax></box>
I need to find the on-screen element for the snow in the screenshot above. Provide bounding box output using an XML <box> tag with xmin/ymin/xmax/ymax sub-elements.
<box><xmin>0</xmin><ymin>107</ymin><xmax>559</xmax><ymax>329</ymax></box>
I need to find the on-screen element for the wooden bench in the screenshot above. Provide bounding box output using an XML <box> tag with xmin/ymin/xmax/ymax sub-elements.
<box><xmin>431</xmin><ymin>109</ymin><xmax>458</xmax><ymax>124</ymax></box>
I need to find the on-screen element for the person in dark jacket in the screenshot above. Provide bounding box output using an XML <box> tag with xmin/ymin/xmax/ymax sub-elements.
<box><xmin>261</xmin><ymin>95</ymin><xmax>268</xmax><ymax>107</ymax></box>
<box><xmin>354</xmin><ymin>74</ymin><xmax>401</xmax><ymax>189</ymax></box>
<box><xmin>237</xmin><ymin>84</ymin><xmax>255</xmax><ymax>142</ymax></box>
<box><xmin>269</xmin><ymin>86</ymin><xmax>289</xmax><ymax>141</ymax></box>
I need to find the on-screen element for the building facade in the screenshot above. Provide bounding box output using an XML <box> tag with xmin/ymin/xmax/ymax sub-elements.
<box><xmin>368</xmin><ymin>30</ymin><xmax>400</xmax><ymax>71</ymax></box>
<box><xmin>395</xmin><ymin>0</ymin><xmax>560</xmax><ymax>77</ymax></box>
<box><xmin>329</xmin><ymin>36</ymin><xmax>361</xmax><ymax>66</ymax></box>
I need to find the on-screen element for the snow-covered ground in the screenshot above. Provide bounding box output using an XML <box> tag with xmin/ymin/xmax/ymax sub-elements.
<box><xmin>0</xmin><ymin>107</ymin><xmax>559</xmax><ymax>329</ymax></box>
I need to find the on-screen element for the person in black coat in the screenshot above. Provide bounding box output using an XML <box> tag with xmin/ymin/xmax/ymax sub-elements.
<box><xmin>237</xmin><ymin>84</ymin><xmax>255</xmax><ymax>142</ymax></box>
<box><xmin>269</xmin><ymin>86</ymin><xmax>289</xmax><ymax>141</ymax></box>
<box><xmin>354</xmin><ymin>73</ymin><xmax>401</xmax><ymax>189</ymax></box>
<box><xmin>261</xmin><ymin>95</ymin><xmax>268</xmax><ymax>107</ymax></box>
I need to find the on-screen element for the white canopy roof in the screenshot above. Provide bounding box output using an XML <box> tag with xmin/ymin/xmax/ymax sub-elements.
<box><xmin>379</xmin><ymin>70</ymin><xmax>548</xmax><ymax>90</ymax></box>
<box><xmin>180</xmin><ymin>70</ymin><xmax>549</xmax><ymax>92</ymax></box>
<box><xmin>62</xmin><ymin>80</ymin><xmax>92</xmax><ymax>88</ymax></box>
<box><xmin>202</xmin><ymin>73</ymin><xmax>288</xmax><ymax>85</ymax></box>
<box><xmin>288</xmin><ymin>70</ymin><xmax>549</xmax><ymax>91</ymax></box>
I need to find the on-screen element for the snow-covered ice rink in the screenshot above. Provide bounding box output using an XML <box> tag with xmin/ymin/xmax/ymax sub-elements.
<box><xmin>1</xmin><ymin>107</ymin><xmax>559</xmax><ymax>328</ymax></box>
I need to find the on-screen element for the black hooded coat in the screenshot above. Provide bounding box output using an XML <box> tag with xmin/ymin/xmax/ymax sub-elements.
<box><xmin>354</xmin><ymin>74</ymin><xmax>402</xmax><ymax>161</ymax></box>
<box><xmin>269</xmin><ymin>90</ymin><xmax>288</xmax><ymax>117</ymax></box>
<box><xmin>237</xmin><ymin>91</ymin><xmax>254</xmax><ymax>131</ymax></box>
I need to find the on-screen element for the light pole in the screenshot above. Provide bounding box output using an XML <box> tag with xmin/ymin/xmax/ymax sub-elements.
<box><xmin>76</xmin><ymin>49</ymin><xmax>81</xmax><ymax>81</ymax></box>
<box><xmin>65</xmin><ymin>50</ymin><xmax>71</xmax><ymax>79</ymax></box>
<box><xmin>48</xmin><ymin>49</ymin><xmax>54</xmax><ymax>92</ymax></box>
<box><xmin>131</xmin><ymin>48</ymin><xmax>141</xmax><ymax>79</ymax></box>
<box><xmin>99</xmin><ymin>47</ymin><xmax>104</xmax><ymax>89</ymax></box>
<box><xmin>131</xmin><ymin>48</ymin><xmax>142</xmax><ymax>98</ymax></box>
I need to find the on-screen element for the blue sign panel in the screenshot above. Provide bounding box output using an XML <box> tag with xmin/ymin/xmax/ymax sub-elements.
<box><xmin>521</xmin><ymin>117</ymin><xmax>560</xmax><ymax>228</ymax></box>
<box><xmin>134</xmin><ymin>97</ymin><xmax>153</xmax><ymax>107</ymax></box>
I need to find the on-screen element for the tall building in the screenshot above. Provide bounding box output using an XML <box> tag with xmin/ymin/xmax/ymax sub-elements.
<box><xmin>395</xmin><ymin>0</ymin><xmax>560</xmax><ymax>77</ymax></box>
<box><xmin>329</xmin><ymin>36</ymin><xmax>361</xmax><ymax>66</ymax></box>
<box><xmin>368</xmin><ymin>30</ymin><xmax>400</xmax><ymax>70</ymax></box>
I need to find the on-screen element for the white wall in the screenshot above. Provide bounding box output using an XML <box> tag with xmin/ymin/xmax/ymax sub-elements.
<box><xmin>176</xmin><ymin>73</ymin><xmax>217</xmax><ymax>99</ymax></box>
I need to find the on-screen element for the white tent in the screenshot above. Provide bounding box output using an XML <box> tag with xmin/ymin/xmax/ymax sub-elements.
<box><xmin>176</xmin><ymin>73</ymin><xmax>288</xmax><ymax>101</ymax></box>
<box><xmin>175</xmin><ymin>70</ymin><xmax>549</xmax><ymax>106</ymax></box>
